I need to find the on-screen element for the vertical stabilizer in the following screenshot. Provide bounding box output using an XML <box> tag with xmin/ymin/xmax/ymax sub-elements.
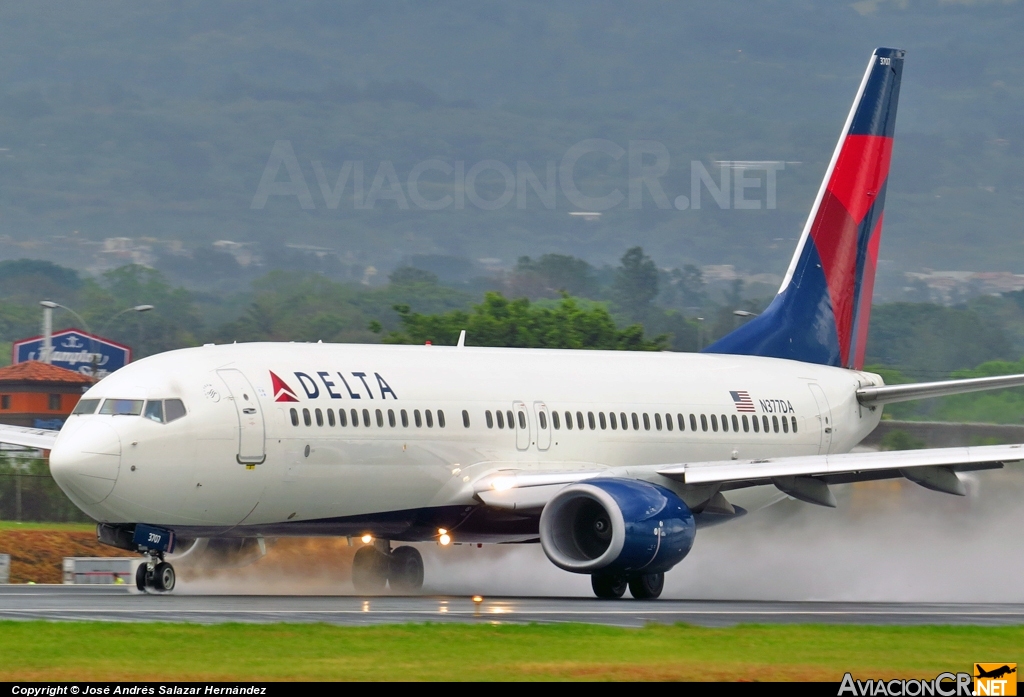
<box><xmin>706</xmin><ymin>48</ymin><xmax>904</xmax><ymax>369</ymax></box>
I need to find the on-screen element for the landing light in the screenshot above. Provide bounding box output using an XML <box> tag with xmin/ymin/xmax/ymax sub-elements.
<box><xmin>439</xmin><ymin>533</ymin><xmax>452</xmax><ymax>546</ymax></box>
<box><xmin>491</xmin><ymin>477</ymin><xmax>516</xmax><ymax>492</ymax></box>
<box><xmin>360</xmin><ymin>534</ymin><xmax>373</xmax><ymax>544</ymax></box>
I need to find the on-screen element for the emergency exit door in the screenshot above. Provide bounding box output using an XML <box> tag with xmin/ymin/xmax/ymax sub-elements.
<box><xmin>218</xmin><ymin>369</ymin><xmax>266</xmax><ymax>464</ymax></box>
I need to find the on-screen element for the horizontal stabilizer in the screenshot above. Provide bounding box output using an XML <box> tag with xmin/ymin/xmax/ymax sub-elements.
<box><xmin>858</xmin><ymin>373</ymin><xmax>1024</xmax><ymax>405</ymax></box>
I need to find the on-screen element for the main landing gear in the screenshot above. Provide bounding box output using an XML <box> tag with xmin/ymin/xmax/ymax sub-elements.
<box><xmin>591</xmin><ymin>571</ymin><xmax>664</xmax><ymax>600</ymax></box>
<box><xmin>351</xmin><ymin>541</ymin><xmax>424</xmax><ymax>594</ymax></box>
<box><xmin>136</xmin><ymin>553</ymin><xmax>176</xmax><ymax>593</ymax></box>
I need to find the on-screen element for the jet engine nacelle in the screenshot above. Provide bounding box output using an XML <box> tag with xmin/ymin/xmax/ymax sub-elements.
<box><xmin>539</xmin><ymin>478</ymin><xmax>696</xmax><ymax>575</ymax></box>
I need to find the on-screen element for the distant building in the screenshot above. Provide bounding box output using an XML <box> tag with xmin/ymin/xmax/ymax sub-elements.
<box><xmin>0</xmin><ymin>361</ymin><xmax>94</xmax><ymax>429</ymax></box>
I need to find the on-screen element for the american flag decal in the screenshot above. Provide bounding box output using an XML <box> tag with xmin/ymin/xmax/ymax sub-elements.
<box><xmin>730</xmin><ymin>390</ymin><xmax>756</xmax><ymax>412</ymax></box>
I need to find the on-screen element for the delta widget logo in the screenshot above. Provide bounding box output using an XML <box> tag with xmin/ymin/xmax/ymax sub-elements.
<box><xmin>270</xmin><ymin>371</ymin><xmax>299</xmax><ymax>402</ymax></box>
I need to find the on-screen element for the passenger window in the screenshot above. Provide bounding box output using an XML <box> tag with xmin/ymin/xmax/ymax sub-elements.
<box><xmin>598</xmin><ymin>412</ymin><xmax>606</xmax><ymax>430</ymax></box>
<box><xmin>144</xmin><ymin>400</ymin><xmax>164</xmax><ymax>423</ymax></box>
<box><xmin>732</xmin><ymin>415</ymin><xmax>739</xmax><ymax>432</ymax></box>
<box><xmin>351</xmin><ymin>408</ymin><xmax>359</xmax><ymax>427</ymax></box>
<box><xmin>700</xmin><ymin>414</ymin><xmax>708</xmax><ymax>432</ymax></box>
<box><xmin>339</xmin><ymin>409</ymin><xmax>348</xmax><ymax>427</ymax></box>
<box><xmin>375</xmin><ymin>409</ymin><xmax>383</xmax><ymax>427</ymax></box>
<box><xmin>772</xmin><ymin>415</ymin><xmax>779</xmax><ymax>433</ymax></box>
<box><xmin>677</xmin><ymin>414</ymin><xmax>684</xmax><ymax>431</ymax></box>
<box><xmin>539</xmin><ymin>411</ymin><xmax>547</xmax><ymax>430</ymax></box>
<box><xmin>782</xmin><ymin>415</ymin><xmax>789</xmax><ymax>433</ymax></box>
<box><xmin>315</xmin><ymin>408</ymin><xmax>324</xmax><ymax>427</ymax></box>
<box><xmin>620</xmin><ymin>412</ymin><xmax>628</xmax><ymax>431</ymax></box>
<box><xmin>303</xmin><ymin>408</ymin><xmax>311</xmax><ymax>426</ymax></box>
<box><xmin>655</xmin><ymin>413</ymin><xmax>662</xmax><ymax>431</ymax></box>
<box><xmin>507</xmin><ymin>410</ymin><xmax>515</xmax><ymax>428</ymax></box>
<box><xmin>643</xmin><ymin>413</ymin><xmax>651</xmax><ymax>431</ymax></box>
<box><xmin>495</xmin><ymin>410</ymin><xmax>504</xmax><ymax>428</ymax></box>
<box><xmin>388</xmin><ymin>409</ymin><xmax>396</xmax><ymax>427</ymax></box>
<box><xmin>415</xmin><ymin>409</ymin><xmax>423</xmax><ymax>427</ymax></box>
<box><xmin>290</xmin><ymin>408</ymin><xmax>299</xmax><ymax>426</ymax></box>
<box><xmin>631</xmin><ymin>413</ymin><xmax>639</xmax><ymax>430</ymax></box>
<box><xmin>664</xmin><ymin>414</ymin><xmax>672</xmax><ymax>432</ymax></box>
<box><xmin>690</xmin><ymin>414</ymin><xmax>698</xmax><ymax>431</ymax></box>
<box><xmin>565</xmin><ymin>411</ymin><xmax>573</xmax><ymax>430</ymax></box>
<box><xmin>752</xmin><ymin>414</ymin><xmax>759</xmax><ymax>432</ymax></box>
<box><xmin>328</xmin><ymin>409</ymin><xmax>336</xmax><ymax>427</ymax></box>
<box><xmin>762</xmin><ymin>415</ymin><xmax>770</xmax><ymax>432</ymax></box>
<box><xmin>517</xmin><ymin>411</ymin><xmax>526</xmax><ymax>430</ymax></box>
<box><xmin>401</xmin><ymin>409</ymin><xmax>409</xmax><ymax>427</ymax></box>
<box><xmin>587</xmin><ymin>412</ymin><xmax>596</xmax><ymax>430</ymax></box>
<box><xmin>486</xmin><ymin>410</ymin><xmax>494</xmax><ymax>428</ymax></box>
<box><xmin>552</xmin><ymin>411</ymin><xmax>560</xmax><ymax>430</ymax></box>
<box><xmin>462</xmin><ymin>410</ymin><xmax>470</xmax><ymax>428</ymax></box>
<box><xmin>426</xmin><ymin>410</ymin><xmax>434</xmax><ymax>428</ymax></box>
<box><xmin>100</xmin><ymin>399</ymin><xmax>144</xmax><ymax>416</ymax></box>
<box><xmin>742</xmin><ymin>415</ymin><xmax>749</xmax><ymax>432</ymax></box>
<box><xmin>72</xmin><ymin>398</ymin><xmax>100</xmax><ymax>415</ymax></box>
<box><xmin>711</xmin><ymin>414</ymin><xmax>718</xmax><ymax>432</ymax></box>
<box><xmin>363</xmin><ymin>408</ymin><xmax>371</xmax><ymax>427</ymax></box>
<box><xmin>721</xmin><ymin>414</ymin><xmax>728</xmax><ymax>432</ymax></box>
<box><xmin>609</xmin><ymin>412</ymin><xmax>617</xmax><ymax>430</ymax></box>
<box><xmin>438</xmin><ymin>410</ymin><xmax>445</xmax><ymax>428</ymax></box>
<box><xmin>576</xmin><ymin>412</ymin><xmax>584</xmax><ymax>430</ymax></box>
<box><xmin>791</xmin><ymin>416</ymin><xmax>798</xmax><ymax>433</ymax></box>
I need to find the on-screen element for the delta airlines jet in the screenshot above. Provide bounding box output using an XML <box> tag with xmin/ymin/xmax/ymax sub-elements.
<box><xmin>3</xmin><ymin>48</ymin><xmax>1024</xmax><ymax>598</ymax></box>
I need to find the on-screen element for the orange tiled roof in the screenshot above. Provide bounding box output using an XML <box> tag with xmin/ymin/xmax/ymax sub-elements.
<box><xmin>0</xmin><ymin>361</ymin><xmax>96</xmax><ymax>385</ymax></box>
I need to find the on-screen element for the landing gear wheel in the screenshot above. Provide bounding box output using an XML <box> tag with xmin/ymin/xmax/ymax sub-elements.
<box><xmin>388</xmin><ymin>546</ymin><xmax>424</xmax><ymax>593</ymax></box>
<box><xmin>591</xmin><ymin>573</ymin><xmax>628</xmax><ymax>599</ymax></box>
<box><xmin>153</xmin><ymin>562</ymin><xmax>175</xmax><ymax>592</ymax></box>
<box><xmin>628</xmin><ymin>572</ymin><xmax>664</xmax><ymax>600</ymax></box>
<box><xmin>352</xmin><ymin>545</ymin><xmax>389</xmax><ymax>593</ymax></box>
<box><xmin>136</xmin><ymin>562</ymin><xmax>149</xmax><ymax>592</ymax></box>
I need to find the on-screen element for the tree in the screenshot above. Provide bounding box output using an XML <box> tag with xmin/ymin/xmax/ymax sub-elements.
<box><xmin>383</xmin><ymin>292</ymin><xmax>666</xmax><ymax>350</ymax></box>
<box><xmin>612</xmin><ymin>247</ymin><xmax>659</xmax><ymax>323</ymax></box>
<box><xmin>510</xmin><ymin>254</ymin><xmax>598</xmax><ymax>299</ymax></box>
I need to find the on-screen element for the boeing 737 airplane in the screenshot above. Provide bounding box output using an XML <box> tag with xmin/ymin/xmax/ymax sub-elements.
<box><xmin>3</xmin><ymin>48</ymin><xmax>1024</xmax><ymax>599</ymax></box>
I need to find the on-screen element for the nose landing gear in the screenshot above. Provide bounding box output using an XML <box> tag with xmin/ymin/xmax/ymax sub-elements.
<box><xmin>350</xmin><ymin>541</ymin><xmax>424</xmax><ymax>594</ymax></box>
<box><xmin>136</xmin><ymin>554</ymin><xmax>175</xmax><ymax>593</ymax></box>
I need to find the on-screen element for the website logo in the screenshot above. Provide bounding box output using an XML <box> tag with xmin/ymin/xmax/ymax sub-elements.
<box><xmin>975</xmin><ymin>664</ymin><xmax>1016</xmax><ymax>696</ymax></box>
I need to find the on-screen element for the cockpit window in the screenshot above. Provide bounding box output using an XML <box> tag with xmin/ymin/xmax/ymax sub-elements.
<box><xmin>99</xmin><ymin>399</ymin><xmax>143</xmax><ymax>416</ymax></box>
<box><xmin>72</xmin><ymin>399</ymin><xmax>100</xmax><ymax>415</ymax></box>
<box><xmin>164</xmin><ymin>399</ymin><xmax>187</xmax><ymax>423</ymax></box>
<box><xmin>144</xmin><ymin>400</ymin><xmax>164</xmax><ymax>423</ymax></box>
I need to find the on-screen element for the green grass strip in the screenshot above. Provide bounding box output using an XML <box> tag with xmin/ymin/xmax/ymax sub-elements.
<box><xmin>1</xmin><ymin>621</ymin><xmax>1022</xmax><ymax>681</ymax></box>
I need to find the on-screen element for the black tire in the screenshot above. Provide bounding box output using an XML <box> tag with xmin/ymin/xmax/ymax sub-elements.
<box><xmin>628</xmin><ymin>572</ymin><xmax>664</xmax><ymax>600</ymax></box>
<box><xmin>154</xmin><ymin>562</ymin><xmax>175</xmax><ymax>592</ymax></box>
<box><xmin>591</xmin><ymin>573</ymin><xmax>628</xmax><ymax>599</ymax></box>
<box><xmin>388</xmin><ymin>546</ymin><xmax>424</xmax><ymax>593</ymax></box>
<box><xmin>136</xmin><ymin>562</ymin><xmax>148</xmax><ymax>592</ymax></box>
<box><xmin>352</xmin><ymin>545</ymin><xmax>389</xmax><ymax>593</ymax></box>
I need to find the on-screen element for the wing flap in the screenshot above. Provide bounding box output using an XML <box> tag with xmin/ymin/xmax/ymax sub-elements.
<box><xmin>657</xmin><ymin>443</ymin><xmax>1024</xmax><ymax>485</ymax></box>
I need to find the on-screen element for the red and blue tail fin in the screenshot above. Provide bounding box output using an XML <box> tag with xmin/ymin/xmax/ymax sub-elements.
<box><xmin>706</xmin><ymin>48</ymin><xmax>904</xmax><ymax>369</ymax></box>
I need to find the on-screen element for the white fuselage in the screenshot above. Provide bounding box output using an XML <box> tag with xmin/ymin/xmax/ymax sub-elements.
<box><xmin>49</xmin><ymin>342</ymin><xmax>884</xmax><ymax>540</ymax></box>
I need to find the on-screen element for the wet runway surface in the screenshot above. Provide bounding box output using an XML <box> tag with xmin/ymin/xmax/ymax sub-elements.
<box><xmin>2</xmin><ymin>585</ymin><xmax>1024</xmax><ymax>627</ymax></box>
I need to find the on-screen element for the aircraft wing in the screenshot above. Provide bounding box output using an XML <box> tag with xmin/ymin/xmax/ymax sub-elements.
<box><xmin>0</xmin><ymin>424</ymin><xmax>60</xmax><ymax>451</ymax></box>
<box><xmin>474</xmin><ymin>443</ymin><xmax>1023</xmax><ymax>510</ymax></box>
<box><xmin>858</xmin><ymin>373</ymin><xmax>1024</xmax><ymax>405</ymax></box>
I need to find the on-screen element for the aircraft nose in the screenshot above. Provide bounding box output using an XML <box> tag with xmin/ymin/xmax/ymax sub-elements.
<box><xmin>50</xmin><ymin>421</ymin><xmax>122</xmax><ymax>506</ymax></box>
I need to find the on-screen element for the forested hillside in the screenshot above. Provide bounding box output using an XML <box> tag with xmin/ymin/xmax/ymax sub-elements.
<box><xmin>0</xmin><ymin>1</ymin><xmax>1022</xmax><ymax>286</ymax></box>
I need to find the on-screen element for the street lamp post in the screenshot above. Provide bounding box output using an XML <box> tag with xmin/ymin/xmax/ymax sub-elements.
<box><xmin>38</xmin><ymin>301</ymin><xmax>154</xmax><ymax>375</ymax></box>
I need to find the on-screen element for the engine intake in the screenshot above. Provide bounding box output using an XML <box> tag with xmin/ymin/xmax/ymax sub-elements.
<box><xmin>539</xmin><ymin>478</ymin><xmax>695</xmax><ymax>574</ymax></box>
